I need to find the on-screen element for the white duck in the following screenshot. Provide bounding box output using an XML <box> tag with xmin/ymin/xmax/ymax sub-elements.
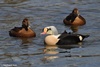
<box><xmin>41</xmin><ymin>26</ymin><xmax>89</xmax><ymax>45</ymax></box>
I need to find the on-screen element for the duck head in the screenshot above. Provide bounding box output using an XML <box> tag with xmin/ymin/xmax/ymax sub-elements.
<box><xmin>22</xmin><ymin>18</ymin><xmax>30</xmax><ymax>31</ymax></box>
<box><xmin>72</xmin><ymin>8</ymin><xmax>79</xmax><ymax>16</ymax></box>
<box><xmin>41</xmin><ymin>26</ymin><xmax>58</xmax><ymax>35</ymax></box>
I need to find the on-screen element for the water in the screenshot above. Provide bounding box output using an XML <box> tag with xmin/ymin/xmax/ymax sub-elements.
<box><xmin>0</xmin><ymin>0</ymin><xmax>100</xmax><ymax>67</ymax></box>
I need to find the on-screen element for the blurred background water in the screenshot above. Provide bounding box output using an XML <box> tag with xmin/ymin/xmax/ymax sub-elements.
<box><xmin>0</xmin><ymin>0</ymin><xmax>100</xmax><ymax>67</ymax></box>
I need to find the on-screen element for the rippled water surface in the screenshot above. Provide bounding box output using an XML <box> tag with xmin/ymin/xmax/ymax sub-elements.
<box><xmin>0</xmin><ymin>0</ymin><xmax>100</xmax><ymax>67</ymax></box>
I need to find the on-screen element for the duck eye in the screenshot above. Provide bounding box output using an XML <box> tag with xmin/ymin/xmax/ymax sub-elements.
<box><xmin>47</xmin><ymin>28</ymin><xmax>51</xmax><ymax>31</ymax></box>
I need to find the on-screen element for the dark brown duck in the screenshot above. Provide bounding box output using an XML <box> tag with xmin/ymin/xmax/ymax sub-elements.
<box><xmin>63</xmin><ymin>8</ymin><xmax>86</xmax><ymax>26</ymax></box>
<box><xmin>9</xmin><ymin>18</ymin><xmax>36</xmax><ymax>38</ymax></box>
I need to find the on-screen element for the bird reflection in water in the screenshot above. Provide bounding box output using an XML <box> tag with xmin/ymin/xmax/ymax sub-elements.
<box><xmin>20</xmin><ymin>37</ymin><xmax>32</xmax><ymax>44</ymax></box>
<box><xmin>70</xmin><ymin>25</ymin><xmax>79</xmax><ymax>32</ymax></box>
<box><xmin>41</xmin><ymin>45</ymin><xmax>59</xmax><ymax>63</ymax></box>
<box><xmin>41</xmin><ymin>42</ymin><xmax>83</xmax><ymax>63</ymax></box>
<box><xmin>43</xmin><ymin>45</ymin><xmax>59</xmax><ymax>54</ymax></box>
<box><xmin>58</xmin><ymin>42</ymin><xmax>83</xmax><ymax>49</ymax></box>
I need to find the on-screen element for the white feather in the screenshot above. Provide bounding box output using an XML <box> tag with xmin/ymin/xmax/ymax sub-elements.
<box><xmin>54</xmin><ymin>34</ymin><xmax>60</xmax><ymax>39</ymax></box>
<box><xmin>79</xmin><ymin>36</ymin><xmax>83</xmax><ymax>41</ymax></box>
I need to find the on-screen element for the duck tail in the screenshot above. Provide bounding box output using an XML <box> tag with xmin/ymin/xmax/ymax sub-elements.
<box><xmin>83</xmin><ymin>35</ymin><xmax>90</xmax><ymax>38</ymax></box>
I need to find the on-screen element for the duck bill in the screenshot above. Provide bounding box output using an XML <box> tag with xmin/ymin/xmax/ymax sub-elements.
<box><xmin>41</xmin><ymin>32</ymin><xmax>46</xmax><ymax>34</ymax></box>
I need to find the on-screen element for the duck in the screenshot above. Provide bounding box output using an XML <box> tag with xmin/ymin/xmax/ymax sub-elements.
<box><xmin>9</xmin><ymin>18</ymin><xmax>36</xmax><ymax>38</ymax></box>
<box><xmin>41</xmin><ymin>26</ymin><xmax>89</xmax><ymax>45</ymax></box>
<box><xmin>63</xmin><ymin>8</ymin><xmax>86</xmax><ymax>26</ymax></box>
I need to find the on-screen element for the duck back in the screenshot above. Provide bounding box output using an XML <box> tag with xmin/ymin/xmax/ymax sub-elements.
<box><xmin>57</xmin><ymin>35</ymin><xmax>80</xmax><ymax>45</ymax></box>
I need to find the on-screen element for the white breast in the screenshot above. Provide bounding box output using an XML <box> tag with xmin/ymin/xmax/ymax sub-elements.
<box><xmin>45</xmin><ymin>34</ymin><xmax>60</xmax><ymax>45</ymax></box>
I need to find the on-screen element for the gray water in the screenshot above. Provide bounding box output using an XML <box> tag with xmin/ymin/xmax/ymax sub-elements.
<box><xmin>0</xmin><ymin>0</ymin><xmax>100</xmax><ymax>67</ymax></box>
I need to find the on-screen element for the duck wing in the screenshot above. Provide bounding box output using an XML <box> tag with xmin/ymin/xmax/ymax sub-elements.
<box><xmin>9</xmin><ymin>27</ymin><xmax>22</xmax><ymax>37</ymax></box>
<box><xmin>65</xmin><ymin>13</ymin><xmax>77</xmax><ymax>23</ymax></box>
<box><xmin>57</xmin><ymin>33</ymin><xmax>89</xmax><ymax>45</ymax></box>
<box><xmin>57</xmin><ymin>35</ymin><xmax>80</xmax><ymax>45</ymax></box>
<box><xmin>11</xmin><ymin>27</ymin><xmax>22</xmax><ymax>32</ymax></box>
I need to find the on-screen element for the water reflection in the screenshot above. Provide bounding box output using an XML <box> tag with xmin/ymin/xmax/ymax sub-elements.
<box><xmin>4</xmin><ymin>0</ymin><xmax>27</xmax><ymax>4</ymax></box>
<box><xmin>41</xmin><ymin>56</ymin><xmax>59</xmax><ymax>63</ymax></box>
<box><xmin>58</xmin><ymin>42</ymin><xmax>83</xmax><ymax>49</ymax></box>
<box><xmin>20</xmin><ymin>38</ymin><xmax>32</xmax><ymax>44</ymax></box>
<box><xmin>43</xmin><ymin>45</ymin><xmax>58</xmax><ymax>54</ymax></box>
<box><xmin>70</xmin><ymin>25</ymin><xmax>79</xmax><ymax>32</ymax></box>
<box><xmin>41</xmin><ymin>45</ymin><xmax>59</xmax><ymax>63</ymax></box>
<box><xmin>64</xmin><ymin>54</ymin><xmax>100</xmax><ymax>58</ymax></box>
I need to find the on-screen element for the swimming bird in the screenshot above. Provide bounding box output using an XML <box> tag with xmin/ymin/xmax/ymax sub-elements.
<box><xmin>63</xmin><ymin>8</ymin><xmax>86</xmax><ymax>26</ymax></box>
<box><xmin>9</xmin><ymin>18</ymin><xmax>36</xmax><ymax>38</ymax></box>
<box><xmin>41</xmin><ymin>26</ymin><xmax>89</xmax><ymax>45</ymax></box>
